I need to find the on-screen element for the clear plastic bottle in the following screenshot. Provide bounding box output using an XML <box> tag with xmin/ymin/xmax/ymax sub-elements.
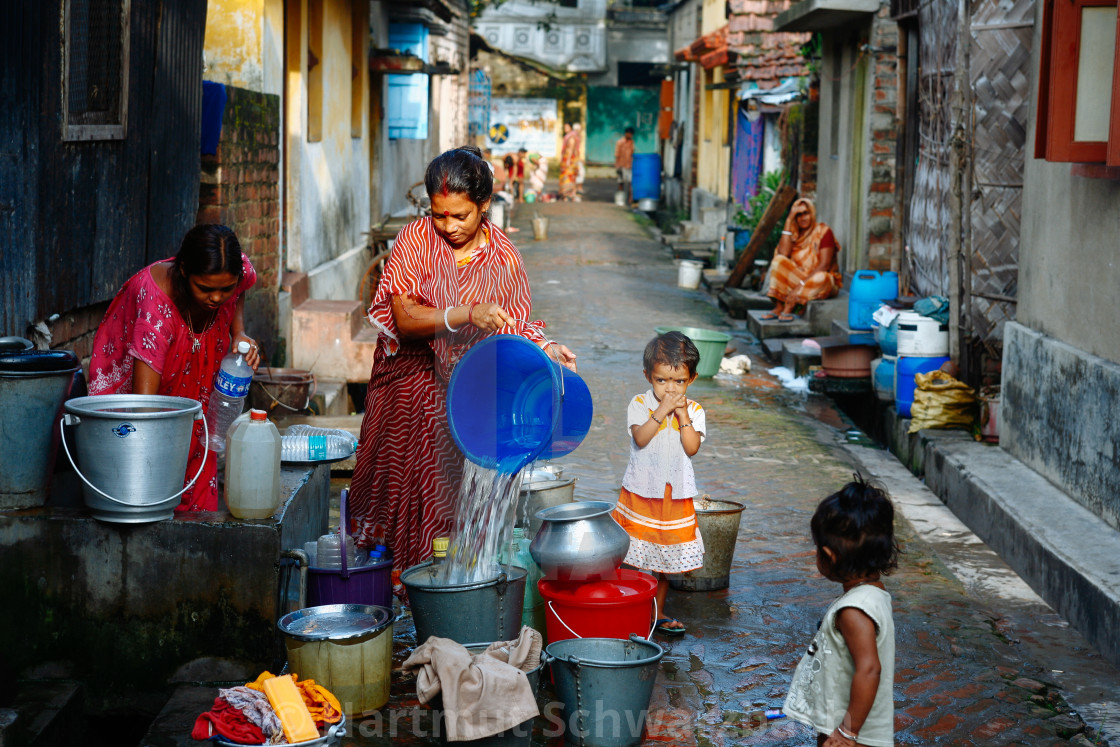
<box><xmin>315</xmin><ymin>530</ymin><xmax>362</xmax><ymax>569</ymax></box>
<box><xmin>224</xmin><ymin>409</ymin><xmax>281</xmax><ymax>519</ymax></box>
<box><xmin>205</xmin><ymin>340</ymin><xmax>253</xmax><ymax>453</ymax></box>
<box><xmin>280</xmin><ymin>434</ymin><xmax>357</xmax><ymax>461</ymax></box>
<box><xmin>501</xmin><ymin>527</ymin><xmax>545</xmax><ymax>632</ymax></box>
<box><xmin>285</xmin><ymin>424</ymin><xmax>356</xmax><ymax>438</ymax></box>
<box><xmin>716</xmin><ymin>235</ymin><xmax>729</xmax><ymax>273</ymax></box>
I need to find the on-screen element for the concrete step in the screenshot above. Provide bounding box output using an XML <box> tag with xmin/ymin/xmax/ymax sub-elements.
<box><xmin>920</xmin><ymin>432</ymin><xmax>1120</xmax><ymax>670</ymax></box>
<box><xmin>281</xmin><ymin>271</ymin><xmax>310</xmax><ymax>308</ymax></box>
<box><xmin>781</xmin><ymin>340</ymin><xmax>822</xmax><ymax>377</ymax></box>
<box><xmin>746</xmin><ymin>308</ymin><xmax>812</xmax><ymax>340</ymax></box>
<box><xmin>0</xmin><ymin>680</ymin><xmax>85</xmax><ymax>747</ymax></box>
<box><xmin>291</xmin><ymin>299</ymin><xmax>376</xmax><ymax>383</ymax></box>
<box><xmin>311</xmin><ymin>377</ymin><xmax>353</xmax><ymax>417</ymax></box>
<box><xmin>701</xmin><ymin>268</ymin><xmax>729</xmax><ymax>291</ymax></box>
<box><xmin>139</xmin><ymin>685</ymin><xmax>214</xmax><ymax>747</ymax></box>
<box><xmin>718</xmin><ymin>287</ymin><xmax>772</xmax><ymax>319</ymax></box>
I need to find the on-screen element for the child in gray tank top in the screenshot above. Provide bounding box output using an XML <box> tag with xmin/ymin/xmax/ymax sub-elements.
<box><xmin>783</xmin><ymin>477</ymin><xmax>900</xmax><ymax>746</ymax></box>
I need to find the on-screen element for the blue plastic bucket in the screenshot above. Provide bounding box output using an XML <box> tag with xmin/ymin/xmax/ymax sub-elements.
<box><xmin>447</xmin><ymin>335</ymin><xmax>593</xmax><ymax>473</ymax></box>
<box><xmin>848</xmin><ymin>271</ymin><xmax>899</xmax><ymax>330</ymax></box>
<box><xmin>895</xmin><ymin>355</ymin><xmax>950</xmax><ymax>418</ymax></box>
<box><xmin>631</xmin><ymin>154</ymin><xmax>661</xmax><ymax>201</ymax></box>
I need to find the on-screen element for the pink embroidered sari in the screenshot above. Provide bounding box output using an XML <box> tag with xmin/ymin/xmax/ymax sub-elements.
<box><xmin>88</xmin><ymin>254</ymin><xmax>257</xmax><ymax>512</ymax></box>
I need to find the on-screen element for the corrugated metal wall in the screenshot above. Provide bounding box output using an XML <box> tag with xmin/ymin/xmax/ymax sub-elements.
<box><xmin>0</xmin><ymin>0</ymin><xmax>205</xmax><ymax>337</ymax></box>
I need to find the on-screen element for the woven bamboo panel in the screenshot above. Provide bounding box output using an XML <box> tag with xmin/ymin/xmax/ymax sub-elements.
<box><xmin>907</xmin><ymin>0</ymin><xmax>958</xmax><ymax>297</ymax></box>
<box><xmin>967</xmin><ymin>0</ymin><xmax>1033</xmax><ymax>356</ymax></box>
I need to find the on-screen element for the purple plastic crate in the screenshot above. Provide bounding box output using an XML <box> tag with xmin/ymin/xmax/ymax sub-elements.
<box><xmin>306</xmin><ymin>557</ymin><xmax>393</xmax><ymax>609</ymax></box>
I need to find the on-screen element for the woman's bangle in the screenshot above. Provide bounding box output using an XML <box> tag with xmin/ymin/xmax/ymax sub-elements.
<box><xmin>837</xmin><ymin>725</ymin><xmax>858</xmax><ymax>741</ymax></box>
<box><xmin>650</xmin><ymin>414</ymin><xmax>662</xmax><ymax>424</ymax></box>
<box><xmin>681</xmin><ymin>422</ymin><xmax>694</xmax><ymax>429</ymax></box>
<box><xmin>781</xmin><ymin>230</ymin><xmax>793</xmax><ymax>236</ymax></box>
<box><xmin>444</xmin><ymin>306</ymin><xmax>462</xmax><ymax>333</ymax></box>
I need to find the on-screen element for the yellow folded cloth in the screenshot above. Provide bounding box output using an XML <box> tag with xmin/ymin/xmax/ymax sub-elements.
<box><xmin>247</xmin><ymin>671</ymin><xmax>343</xmax><ymax>725</ymax></box>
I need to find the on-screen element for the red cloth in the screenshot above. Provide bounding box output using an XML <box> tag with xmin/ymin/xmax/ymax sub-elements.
<box><xmin>351</xmin><ymin>217</ymin><xmax>547</xmax><ymax>569</ymax></box>
<box><xmin>88</xmin><ymin>254</ymin><xmax>256</xmax><ymax>511</ymax></box>
<box><xmin>191</xmin><ymin>697</ymin><xmax>267</xmax><ymax>744</ymax></box>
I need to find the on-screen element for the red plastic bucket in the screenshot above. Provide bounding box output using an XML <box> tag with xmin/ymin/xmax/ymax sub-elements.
<box><xmin>538</xmin><ymin>569</ymin><xmax>657</xmax><ymax>644</ymax></box>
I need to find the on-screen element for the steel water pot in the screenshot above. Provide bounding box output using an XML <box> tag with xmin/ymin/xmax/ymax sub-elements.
<box><xmin>530</xmin><ymin>501</ymin><xmax>629</xmax><ymax>582</ymax></box>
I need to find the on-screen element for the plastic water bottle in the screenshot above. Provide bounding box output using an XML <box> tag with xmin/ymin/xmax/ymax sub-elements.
<box><xmin>716</xmin><ymin>235</ymin><xmax>729</xmax><ymax>274</ymax></box>
<box><xmin>501</xmin><ymin>527</ymin><xmax>545</xmax><ymax>632</ymax></box>
<box><xmin>280</xmin><ymin>434</ymin><xmax>357</xmax><ymax>461</ymax></box>
<box><xmin>315</xmin><ymin>530</ymin><xmax>363</xmax><ymax>569</ymax></box>
<box><xmin>205</xmin><ymin>340</ymin><xmax>253</xmax><ymax>453</ymax></box>
<box><xmin>224</xmin><ymin>409</ymin><xmax>281</xmax><ymax>519</ymax></box>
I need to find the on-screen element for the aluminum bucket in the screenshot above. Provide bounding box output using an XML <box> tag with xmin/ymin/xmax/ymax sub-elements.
<box><xmin>0</xmin><ymin>350</ymin><xmax>80</xmax><ymax>509</ymax></box>
<box><xmin>401</xmin><ymin>562</ymin><xmax>527</xmax><ymax>646</ymax></box>
<box><xmin>669</xmin><ymin>498</ymin><xmax>745</xmax><ymax>591</ymax></box>
<box><xmin>61</xmin><ymin>394</ymin><xmax>205</xmax><ymax>523</ymax></box>
<box><xmin>516</xmin><ymin>477</ymin><xmax>575</xmax><ymax>536</ymax></box>
<box><xmin>545</xmin><ymin>635</ymin><xmax>664</xmax><ymax>747</ymax></box>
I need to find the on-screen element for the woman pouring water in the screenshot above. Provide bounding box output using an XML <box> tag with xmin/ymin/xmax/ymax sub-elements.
<box><xmin>349</xmin><ymin>146</ymin><xmax>577</xmax><ymax>573</ymax></box>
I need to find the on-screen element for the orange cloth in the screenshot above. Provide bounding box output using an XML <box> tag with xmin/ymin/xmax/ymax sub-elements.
<box><xmin>247</xmin><ymin>671</ymin><xmax>343</xmax><ymax>725</ymax></box>
<box><xmin>613</xmin><ymin>484</ymin><xmax>700</xmax><ymax>547</ymax></box>
<box><xmin>767</xmin><ymin>198</ymin><xmax>841</xmax><ymax>307</ymax></box>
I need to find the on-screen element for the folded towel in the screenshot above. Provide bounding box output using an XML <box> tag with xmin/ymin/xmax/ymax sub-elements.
<box><xmin>402</xmin><ymin>629</ymin><xmax>541</xmax><ymax>742</ymax></box>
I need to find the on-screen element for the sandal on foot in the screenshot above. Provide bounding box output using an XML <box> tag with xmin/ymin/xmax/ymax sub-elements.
<box><xmin>760</xmin><ymin>312</ymin><xmax>781</xmax><ymax>320</ymax></box>
<box><xmin>777</xmin><ymin>314</ymin><xmax>797</xmax><ymax>322</ymax></box>
<box><xmin>654</xmin><ymin>618</ymin><xmax>686</xmax><ymax>636</ymax></box>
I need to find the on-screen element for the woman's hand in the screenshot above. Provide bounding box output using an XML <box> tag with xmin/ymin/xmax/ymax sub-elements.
<box><xmin>545</xmin><ymin>342</ymin><xmax>578</xmax><ymax>373</ymax></box>
<box><xmin>468</xmin><ymin>302</ymin><xmax>517</xmax><ymax>332</ymax></box>
<box><xmin>233</xmin><ymin>332</ymin><xmax>261</xmax><ymax>371</ymax></box>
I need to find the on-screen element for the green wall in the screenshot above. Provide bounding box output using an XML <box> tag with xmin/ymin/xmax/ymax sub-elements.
<box><xmin>586</xmin><ymin>86</ymin><xmax>660</xmax><ymax>163</ymax></box>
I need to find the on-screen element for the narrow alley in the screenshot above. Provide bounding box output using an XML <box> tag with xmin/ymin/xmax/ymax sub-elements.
<box><xmin>348</xmin><ymin>193</ymin><xmax>1120</xmax><ymax>747</ymax></box>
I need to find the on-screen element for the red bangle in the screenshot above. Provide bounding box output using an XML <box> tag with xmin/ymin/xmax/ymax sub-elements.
<box><xmin>469</xmin><ymin>302</ymin><xmax>479</xmax><ymax>325</ymax></box>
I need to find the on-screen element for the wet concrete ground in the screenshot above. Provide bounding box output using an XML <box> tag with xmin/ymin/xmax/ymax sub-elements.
<box><xmin>335</xmin><ymin>188</ymin><xmax>1120</xmax><ymax>746</ymax></box>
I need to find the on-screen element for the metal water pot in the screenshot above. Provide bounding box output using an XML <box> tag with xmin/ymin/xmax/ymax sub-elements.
<box><xmin>530</xmin><ymin>500</ymin><xmax>630</xmax><ymax>582</ymax></box>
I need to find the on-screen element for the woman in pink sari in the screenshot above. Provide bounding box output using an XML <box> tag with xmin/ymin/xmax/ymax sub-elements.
<box><xmin>88</xmin><ymin>224</ymin><xmax>260</xmax><ymax>512</ymax></box>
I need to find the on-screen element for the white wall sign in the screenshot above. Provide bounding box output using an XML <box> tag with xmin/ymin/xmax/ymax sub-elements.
<box><xmin>486</xmin><ymin>98</ymin><xmax>558</xmax><ymax>157</ymax></box>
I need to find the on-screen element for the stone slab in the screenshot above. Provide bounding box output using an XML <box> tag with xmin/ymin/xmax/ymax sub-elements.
<box><xmin>0</xmin><ymin>465</ymin><xmax>329</xmax><ymax>693</ymax></box>
<box><xmin>717</xmin><ymin>287</ymin><xmax>771</xmax><ymax>319</ymax></box>
<box><xmin>746</xmin><ymin>308</ymin><xmax>811</xmax><ymax>340</ymax></box>
<box><xmin>0</xmin><ymin>680</ymin><xmax>84</xmax><ymax>747</ymax></box>
<box><xmin>781</xmin><ymin>340</ymin><xmax>822</xmax><ymax>377</ymax></box>
<box><xmin>922</xmin><ymin>435</ymin><xmax>1120</xmax><ymax>669</ymax></box>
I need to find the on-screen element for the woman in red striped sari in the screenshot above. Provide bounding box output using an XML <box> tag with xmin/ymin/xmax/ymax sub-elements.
<box><xmin>349</xmin><ymin>146</ymin><xmax>578</xmax><ymax>572</ymax></box>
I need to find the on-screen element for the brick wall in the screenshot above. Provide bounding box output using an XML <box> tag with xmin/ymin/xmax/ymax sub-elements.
<box><xmin>198</xmin><ymin>85</ymin><xmax>282</xmax><ymax>364</ymax></box>
<box><xmin>866</xmin><ymin>9</ymin><xmax>899</xmax><ymax>272</ymax></box>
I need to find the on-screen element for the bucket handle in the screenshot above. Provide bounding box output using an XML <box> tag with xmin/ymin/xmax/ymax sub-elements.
<box><xmin>339</xmin><ymin>487</ymin><xmax>350</xmax><ymax>579</ymax></box>
<box><xmin>59</xmin><ymin>411</ymin><xmax>209</xmax><ymax>510</ymax></box>
<box><xmin>547</xmin><ymin>597</ymin><xmax>658</xmax><ymax>641</ymax></box>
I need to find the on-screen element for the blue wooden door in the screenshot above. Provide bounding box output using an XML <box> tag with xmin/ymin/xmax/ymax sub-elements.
<box><xmin>387</xmin><ymin>23</ymin><xmax>429</xmax><ymax>140</ymax></box>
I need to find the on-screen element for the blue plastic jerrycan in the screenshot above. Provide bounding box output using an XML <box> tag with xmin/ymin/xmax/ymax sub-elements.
<box><xmin>848</xmin><ymin>270</ymin><xmax>899</xmax><ymax>330</ymax></box>
<box><xmin>446</xmin><ymin>335</ymin><xmax>593</xmax><ymax>473</ymax></box>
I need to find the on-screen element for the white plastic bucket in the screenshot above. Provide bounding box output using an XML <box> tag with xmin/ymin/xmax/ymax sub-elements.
<box><xmin>896</xmin><ymin>311</ymin><xmax>949</xmax><ymax>356</ymax></box>
<box><xmin>678</xmin><ymin>260</ymin><xmax>703</xmax><ymax>290</ymax></box>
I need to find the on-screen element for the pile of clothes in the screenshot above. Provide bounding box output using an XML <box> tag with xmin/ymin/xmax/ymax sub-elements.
<box><xmin>192</xmin><ymin>672</ymin><xmax>342</xmax><ymax>745</ymax></box>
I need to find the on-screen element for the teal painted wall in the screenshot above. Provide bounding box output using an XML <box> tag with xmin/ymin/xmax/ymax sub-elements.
<box><xmin>586</xmin><ymin>86</ymin><xmax>659</xmax><ymax>163</ymax></box>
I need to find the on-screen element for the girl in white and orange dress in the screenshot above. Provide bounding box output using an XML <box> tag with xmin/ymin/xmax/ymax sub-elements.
<box><xmin>612</xmin><ymin>331</ymin><xmax>706</xmax><ymax>636</ymax></box>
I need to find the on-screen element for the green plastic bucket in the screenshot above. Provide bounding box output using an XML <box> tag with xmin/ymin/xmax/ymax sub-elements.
<box><xmin>653</xmin><ymin>326</ymin><xmax>731</xmax><ymax>378</ymax></box>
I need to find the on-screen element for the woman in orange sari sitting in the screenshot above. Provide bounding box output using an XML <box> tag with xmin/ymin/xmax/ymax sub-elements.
<box><xmin>761</xmin><ymin>198</ymin><xmax>842</xmax><ymax>321</ymax></box>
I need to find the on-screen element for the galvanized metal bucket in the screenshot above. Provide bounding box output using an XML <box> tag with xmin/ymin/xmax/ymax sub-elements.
<box><xmin>545</xmin><ymin>635</ymin><xmax>665</xmax><ymax>747</ymax></box>
<box><xmin>0</xmin><ymin>349</ymin><xmax>80</xmax><ymax>509</ymax></box>
<box><xmin>669</xmin><ymin>497</ymin><xmax>745</xmax><ymax>591</ymax></box>
<box><xmin>401</xmin><ymin>562</ymin><xmax>527</xmax><ymax>646</ymax></box>
<box><xmin>61</xmin><ymin>394</ymin><xmax>206</xmax><ymax>523</ymax></box>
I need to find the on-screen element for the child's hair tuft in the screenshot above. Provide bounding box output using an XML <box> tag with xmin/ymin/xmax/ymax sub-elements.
<box><xmin>811</xmin><ymin>474</ymin><xmax>900</xmax><ymax>580</ymax></box>
<box><xmin>644</xmin><ymin>331</ymin><xmax>701</xmax><ymax>377</ymax></box>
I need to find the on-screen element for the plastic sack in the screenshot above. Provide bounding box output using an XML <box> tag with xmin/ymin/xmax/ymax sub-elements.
<box><xmin>908</xmin><ymin>370</ymin><xmax>977</xmax><ymax>434</ymax></box>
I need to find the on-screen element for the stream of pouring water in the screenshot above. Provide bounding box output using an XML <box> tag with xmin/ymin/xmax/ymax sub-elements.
<box><xmin>440</xmin><ymin>459</ymin><xmax>531</xmax><ymax>584</ymax></box>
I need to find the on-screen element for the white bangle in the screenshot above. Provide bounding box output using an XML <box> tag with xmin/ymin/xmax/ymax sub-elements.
<box><xmin>444</xmin><ymin>306</ymin><xmax>461</xmax><ymax>333</ymax></box>
<box><xmin>781</xmin><ymin>231</ymin><xmax>793</xmax><ymax>236</ymax></box>
<box><xmin>837</xmin><ymin>725</ymin><xmax>858</xmax><ymax>741</ymax></box>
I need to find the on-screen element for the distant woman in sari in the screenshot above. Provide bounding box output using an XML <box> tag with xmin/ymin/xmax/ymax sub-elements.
<box><xmin>558</xmin><ymin>123</ymin><xmax>582</xmax><ymax>201</ymax></box>
<box><xmin>762</xmin><ymin>198</ymin><xmax>842</xmax><ymax>321</ymax></box>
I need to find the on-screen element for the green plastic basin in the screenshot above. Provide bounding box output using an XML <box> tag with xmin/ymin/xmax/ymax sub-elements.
<box><xmin>653</xmin><ymin>326</ymin><xmax>732</xmax><ymax>378</ymax></box>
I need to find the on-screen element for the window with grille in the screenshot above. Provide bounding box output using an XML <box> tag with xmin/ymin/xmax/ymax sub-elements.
<box><xmin>63</xmin><ymin>0</ymin><xmax>130</xmax><ymax>141</ymax></box>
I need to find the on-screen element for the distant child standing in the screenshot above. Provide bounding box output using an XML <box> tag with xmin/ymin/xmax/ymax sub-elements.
<box><xmin>783</xmin><ymin>477</ymin><xmax>899</xmax><ymax>747</ymax></box>
<box><xmin>612</xmin><ymin>331</ymin><xmax>706</xmax><ymax>636</ymax></box>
